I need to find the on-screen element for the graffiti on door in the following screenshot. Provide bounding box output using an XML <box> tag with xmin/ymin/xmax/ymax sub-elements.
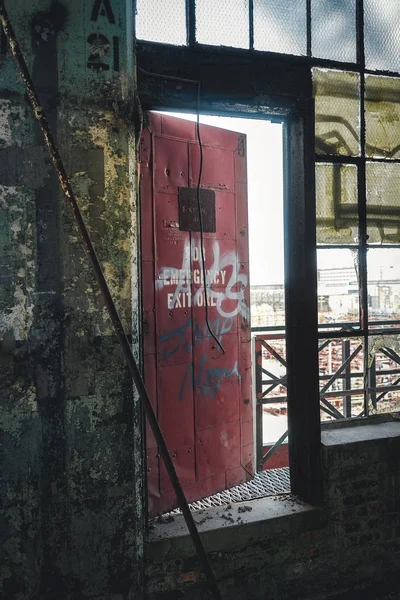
<box><xmin>156</xmin><ymin>239</ymin><xmax>250</xmax><ymax>320</ymax></box>
<box><xmin>158</xmin><ymin>315</ymin><xmax>238</xmax><ymax>399</ymax></box>
<box><xmin>159</xmin><ymin>316</ymin><xmax>235</xmax><ymax>360</ymax></box>
<box><xmin>156</xmin><ymin>238</ymin><xmax>249</xmax><ymax>400</ymax></box>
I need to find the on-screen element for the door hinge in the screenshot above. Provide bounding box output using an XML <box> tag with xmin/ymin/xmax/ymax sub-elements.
<box><xmin>238</xmin><ymin>135</ymin><xmax>246</xmax><ymax>156</ymax></box>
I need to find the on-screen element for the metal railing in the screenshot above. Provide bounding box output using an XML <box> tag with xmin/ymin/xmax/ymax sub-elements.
<box><xmin>254</xmin><ymin>326</ymin><xmax>400</xmax><ymax>471</ymax></box>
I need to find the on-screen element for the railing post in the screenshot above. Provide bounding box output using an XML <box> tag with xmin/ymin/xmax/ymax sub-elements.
<box><xmin>254</xmin><ymin>337</ymin><xmax>264</xmax><ymax>472</ymax></box>
<box><xmin>343</xmin><ymin>339</ymin><xmax>352</xmax><ymax>417</ymax></box>
<box><xmin>186</xmin><ymin>0</ymin><xmax>196</xmax><ymax>46</ymax></box>
<box><xmin>368</xmin><ymin>356</ymin><xmax>377</xmax><ymax>410</ymax></box>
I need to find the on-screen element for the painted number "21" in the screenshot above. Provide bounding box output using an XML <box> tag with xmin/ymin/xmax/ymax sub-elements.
<box><xmin>87</xmin><ymin>0</ymin><xmax>119</xmax><ymax>72</ymax></box>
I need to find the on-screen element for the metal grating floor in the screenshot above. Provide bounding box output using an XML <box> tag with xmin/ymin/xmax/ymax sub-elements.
<box><xmin>169</xmin><ymin>467</ymin><xmax>290</xmax><ymax>515</ymax></box>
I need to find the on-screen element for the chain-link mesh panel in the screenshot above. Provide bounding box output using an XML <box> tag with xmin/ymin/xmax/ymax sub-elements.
<box><xmin>314</xmin><ymin>69</ymin><xmax>360</xmax><ymax>156</ymax></box>
<box><xmin>365</xmin><ymin>0</ymin><xmax>400</xmax><ymax>73</ymax></box>
<box><xmin>136</xmin><ymin>0</ymin><xmax>187</xmax><ymax>45</ymax></box>
<box><xmin>253</xmin><ymin>0</ymin><xmax>307</xmax><ymax>55</ymax></box>
<box><xmin>366</xmin><ymin>75</ymin><xmax>400</xmax><ymax>159</ymax></box>
<box><xmin>367</xmin><ymin>162</ymin><xmax>400</xmax><ymax>244</ymax></box>
<box><xmin>316</xmin><ymin>163</ymin><xmax>358</xmax><ymax>244</ymax></box>
<box><xmin>196</xmin><ymin>0</ymin><xmax>249</xmax><ymax>48</ymax></box>
<box><xmin>312</xmin><ymin>0</ymin><xmax>356</xmax><ymax>63</ymax></box>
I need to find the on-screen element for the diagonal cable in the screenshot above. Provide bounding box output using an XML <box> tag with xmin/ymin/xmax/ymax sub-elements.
<box><xmin>0</xmin><ymin>4</ymin><xmax>222</xmax><ymax>599</ymax></box>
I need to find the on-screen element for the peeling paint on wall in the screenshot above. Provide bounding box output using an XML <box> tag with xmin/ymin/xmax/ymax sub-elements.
<box><xmin>1</xmin><ymin>1</ymin><xmax>142</xmax><ymax>598</ymax></box>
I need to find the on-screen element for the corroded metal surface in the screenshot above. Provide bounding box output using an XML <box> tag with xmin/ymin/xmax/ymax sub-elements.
<box><xmin>141</xmin><ymin>112</ymin><xmax>253</xmax><ymax>517</ymax></box>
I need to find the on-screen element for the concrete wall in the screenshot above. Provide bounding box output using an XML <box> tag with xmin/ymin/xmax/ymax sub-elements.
<box><xmin>0</xmin><ymin>1</ymin><xmax>143</xmax><ymax>598</ymax></box>
<box><xmin>2</xmin><ymin>5</ymin><xmax>400</xmax><ymax>600</ymax></box>
<box><xmin>145</xmin><ymin>421</ymin><xmax>400</xmax><ymax>600</ymax></box>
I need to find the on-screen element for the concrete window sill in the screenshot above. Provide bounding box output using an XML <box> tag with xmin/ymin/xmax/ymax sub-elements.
<box><xmin>147</xmin><ymin>417</ymin><xmax>400</xmax><ymax>561</ymax></box>
<box><xmin>321</xmin><ymin>419</ymin><xmax>400</xmax><ymax>446</ymax></box>
<box><xmin>146</xmin><ymin>495</ymin><xmax>327</xmax><ymax>561</ymax></box>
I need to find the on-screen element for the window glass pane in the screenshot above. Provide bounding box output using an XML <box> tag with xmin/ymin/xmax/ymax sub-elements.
<box><xmin>366</xmin><ymin>75</ymin><xmax>400</xmax><ymax>159</ymax></box>
<box><xmin>254</xmin><ymin>0</ymin><xmax>307</xmax><ymax>55</ymax></box>
<box><xmin>365</xmin><ymin>0</ymin><xmax>400</xmax><ymax>73</ymax></box>
<box><xmin>318</xmin><ymin>248</ymin><xmax>359</xmax><ymax>327</ymax></box>
<box><xmin>251</xmin><ymin>287</ymin><xmax>285</xmax><ymax>328</ymax></box>
<box><xmin>366</xmin><ymin>162</ymin><xmax>400</xmax><ymax>244</ymax></box>
<box><xmin>314</xmin><ymin>69</ymin><xmax>360</xmax><ymax>156</ymax></box>
<box><xmin>368</xmin><ymin>334</ymin><xmax>400</xmax><ymax>414</ymax></box>
<box><xmin>368</xmin><ymin>249</ymin><xmax>400</xmax><ymax>322</ymax></box>
<box><xmin>136</xmin><ymin>0</ymin><xmax>187</xmax><ymax>45</ymax></box>
<box><xmin>319</xmin><ymin>337</ymin><xmax>363</xmax><ymax>420</ymax></box>
<box><xmin>316</xmin><ymin>163</ymin><xmax>358</xmax><ymax>244</ymax></box>
<box><xmin>196</xmin><ymin>0</ymin><xmax>249</xmax><ymax>48</ymax></box>
<box><xmin>312</xmin><ymin>0</ymin><xmax>356</xmax><ymax>63</ymax></box>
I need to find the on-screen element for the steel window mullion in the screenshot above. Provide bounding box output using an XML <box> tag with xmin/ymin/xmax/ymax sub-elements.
<box><xmin>307</xmin><ymin>0</ymin><xmax>312</xmax><ymax>58</ymax></box>
<box><xmin>317</xmin><ymin>244</ymin><xmax>358</xmax><ymax>249</ymax></box>
<box><xmin>315</xmin><ymin>155</ymin><xmax>361</xmax><ymax>165</ymax></box>
<box><xmin>316</xmin><ymin>155</ymin><xmax>400</xmax><ymax>166</ymax></box>
<box><xmin>356</xmin><ymin>0</ymin><xmax>369</xmax><ymax>416</ymax></box>
<box><xmin>186</xmin><ymin>0</ymin><xmax>196</xmax><ymax>46</ymax></box>
<box><xmin>368</xmin><ymin>244</ymin><xmax>400</xmax><ymax>249</ymax></box>
<box><xmin>249</xmin><ymin>0</ymin><xmax>254</xmax><ymax>51</ymax></box>
<box><xmin>139</xmin><ymin>41</ymin><xmax>400</xmax><ymax>80</ymax></box>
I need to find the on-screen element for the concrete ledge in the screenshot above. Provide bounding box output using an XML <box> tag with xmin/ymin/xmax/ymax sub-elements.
<box><xmin>322</xmin><ymin>421</ymin><xmax>400</xmax><ymax>446</ymax></box>
<box><xmin>147</xmin><ymin>420</ymin><xmax>400</xmax><ymax>564</ymax></box>
<box><xmin>146</xmin><ymin>495</ymin><xmax>327</xmax><ymax>561</ymax></box>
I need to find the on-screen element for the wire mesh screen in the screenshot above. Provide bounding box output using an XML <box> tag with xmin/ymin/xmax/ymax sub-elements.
<box><xmin>366</xmin><ymin>75</ymin><xmax>400</xmax><ymax>159</ymax></box>
<box><xmin>366</xmin><ymin>162</ymin><xmax>400</xmax><ymax>244</ymax></box>
<box><xmin>311</xmin><ymin>0</ymin><xmax>356</xmax><ymax>63</ymax></box>
<box><xmin>196</xmin><ymin>0</ymin><xmax>249</xmax><ymax>49</ymax></box>
<box><xmin>316</xmin><ymin>163</ymin><xmax>358</xmax><ymax>244</ymax></box>
<box><xmin>253</xmin><ymin>0</ymin><xmax>307</xmax><ymax>55</ymax></box>
<box><xmin>135</xmin><ymin>0</ymin><xmax>187</xmax><ymax>45</ymax></box>
<box><xmin>314</xmin><ymin>69</ymin><xmax>360</xmax><ymax>157</ymax></box>
<box><xmin>365</xmin><ymin>0</ymin><xmax>400</xmax><ymax>73</ymax></box>
<box><xmin>136</xmin><ymin>0</ymin><xmax>400</xmax><ymax>77</ymax></box>
<box><xmin>318</xmin><ymin>248</ymin><xmax>359</xmax><ymax>326</ymax></box>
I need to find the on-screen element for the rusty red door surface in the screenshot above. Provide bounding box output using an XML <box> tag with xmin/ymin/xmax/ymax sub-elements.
<box><xmin>140</xmin><ymin>112</ymin><xmax>253</xmax><ymax>516</ymax></box>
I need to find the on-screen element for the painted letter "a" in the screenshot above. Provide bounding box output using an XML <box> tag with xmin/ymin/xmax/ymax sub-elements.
<box><xmin>91</xmin><ymin>0</ymin><xmax>115</xmax><ymax>24</ymax></box>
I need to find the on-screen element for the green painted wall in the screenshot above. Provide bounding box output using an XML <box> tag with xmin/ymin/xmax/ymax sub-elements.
<box><xmin>0</xmin><ymin>1</ymin><xmax>143</xmax><ymax>598</ymax></box>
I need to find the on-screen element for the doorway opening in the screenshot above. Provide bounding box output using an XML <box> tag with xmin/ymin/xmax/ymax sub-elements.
<box><xmin>140</xmin><ymin>110</ymin><xmax>289</xmax><ymax>517</ymax></box>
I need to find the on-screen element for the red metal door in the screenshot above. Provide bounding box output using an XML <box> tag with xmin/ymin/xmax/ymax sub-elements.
<box><xmin>140</xmin><ymin>112</ymin><xmax>253</xmax><ymax>516</ymax></box>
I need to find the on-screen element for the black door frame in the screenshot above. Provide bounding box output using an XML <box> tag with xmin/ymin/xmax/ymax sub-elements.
<box><xmin>136</xmin><ymin>41</ymin><xmax>322</xmax><ymax>504</ymax></box>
